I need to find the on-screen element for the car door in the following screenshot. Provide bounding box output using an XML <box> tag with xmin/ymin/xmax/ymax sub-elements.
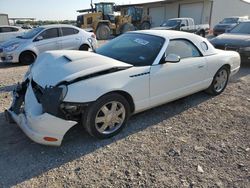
<box><xmin>33</xmin><ymin>28</ymin><xmax>61</xmax><ymax>54</ymax></box>
<box><xmin>59</xmin><ymin>27</ymin><xmax>81</xmax><ymax>50</ymax></box>
<box><xmin>150</xmin><ymin>39</ymin><xmax>207</xmax><ymax>107</ymax></box>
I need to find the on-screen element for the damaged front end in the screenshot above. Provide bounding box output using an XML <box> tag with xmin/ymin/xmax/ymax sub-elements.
<box><xmin>5</xmin><ymin>79</ymin><xmax>86</xmax><ymax>146</ymax></box>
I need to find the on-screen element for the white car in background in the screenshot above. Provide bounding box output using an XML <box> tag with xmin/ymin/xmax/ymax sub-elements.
<box><xmin>0</xmin><ymin>24</ymin><xmax>97</xmax><ymax>64</ymax></box>
<box><xmin>5</xmin><ymin>30</ymin><xmax>240</xmax><ymax>146</ymax></box>
<box><xmin>0</xmin><ymin>25</ymin><xmax>25</xmax><ymax>44</ymax></box>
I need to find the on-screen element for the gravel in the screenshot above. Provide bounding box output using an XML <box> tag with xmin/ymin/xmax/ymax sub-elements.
<box><xmin>0</xmin><ymin>61</ymin><xmax>249</xmax><ymax>188</ymax></box>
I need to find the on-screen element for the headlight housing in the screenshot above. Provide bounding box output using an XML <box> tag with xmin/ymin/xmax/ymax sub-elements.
<box><xmin>4</xmin><ymin>43</ymin><xmax>20</xmax><ymax>52</ymax></box>
<box><xmin>58</xmin><ymin>85</ymin><xmax>68</xmax><ymax>100</ymax></box>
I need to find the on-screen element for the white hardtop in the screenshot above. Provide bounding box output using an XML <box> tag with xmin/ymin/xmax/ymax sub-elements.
<box><xmin>131</xmin><ymin>30</ymin><xmax>217</xmax><ymax>56</ymax></box>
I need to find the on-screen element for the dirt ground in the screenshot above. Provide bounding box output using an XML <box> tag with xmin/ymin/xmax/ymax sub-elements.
<box><xmin>0</xmin><ymin>61</ymin><xmax>249</xmax><ymax>188</ymax></box>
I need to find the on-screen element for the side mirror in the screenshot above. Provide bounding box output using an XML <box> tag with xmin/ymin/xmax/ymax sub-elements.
<box><xmin>35</xmin><ymin>36</ymin><xmax>43</xmax><ymax>41</ymax></box>
<box><xmin>164</xmin><ymin>54</ymin><xmax>180</xmax><ymax>63</ymax></box>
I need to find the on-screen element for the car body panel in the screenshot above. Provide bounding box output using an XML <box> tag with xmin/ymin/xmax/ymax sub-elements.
<box><xmin>210</xmin><ymin>22</ymin><xmax>250</xmax><ymax>63</ymax></box>
<box><xmin>0</xmin><ymin>24</ymin><xmax>97</xmax><ymax>63</ymax></box>
<box><xmin>6</xmin><ymin>30</ymin><xmax>241</xmax><ymax>146</ymax></box>
<box><xmin>0</xmin><ymin>26</ymin><xmax>25</xmax><ymax>44</ymax></box>
<box><xmin>8</xmin><ymin>84</ymin><xmax>77</xmax><ymax>146</ymax></box>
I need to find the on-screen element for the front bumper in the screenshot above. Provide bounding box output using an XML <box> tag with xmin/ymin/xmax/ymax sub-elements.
<box><xmin>0</xmin><ymin>50</ymin><xmax>19</xmax><ymax>63</ymax></box>
<box><xmin>6</xmin><ymin>81</ymin><xmax>77</xmax><ymax>146</ymax></box>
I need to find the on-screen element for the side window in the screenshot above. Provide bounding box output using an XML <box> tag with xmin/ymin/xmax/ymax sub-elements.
<box><xmin>1</xmin><ymin>27</ymin><xmax>14</xmax><ymax>33</ymax></box>
<box><xmin>61</xmin><ymin>27</ymin><xmax>79</xmax><ymax>36</ymax></box>
<box><xmin>11</xmin><ymin>27</ymin><xmax>19</xmax><ymax>32</ymax></box>
<box><xmin>39</xmin><ymin>28</ymin><xmax>59</xmax><ymax>39</ymax></box>
<box><xmin>166</xmin><ymin>40</ymin><xmax>201</xmax><ymax>59</ymax></box>
<box><xmin>181</xmin><ymin>20</ymin><xmax>188</xmax><ymax>26</ymax></box>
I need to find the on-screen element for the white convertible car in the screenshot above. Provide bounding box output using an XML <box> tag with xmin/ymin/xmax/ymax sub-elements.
<box><xmin>5</xmin><ymin>30</ymin><xmax>240</xmax><ymax>146</ymax></box>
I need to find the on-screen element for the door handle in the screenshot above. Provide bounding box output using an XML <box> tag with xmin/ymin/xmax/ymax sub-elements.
<box><xmin>198</xmin><ymin>65</ymin><xmax>205</xmax><ymax>68</ymax></box>
<box><xmin>75</xmin><ymin>38</ymin><xmax>80</xmax><ymax>40</ymax></box>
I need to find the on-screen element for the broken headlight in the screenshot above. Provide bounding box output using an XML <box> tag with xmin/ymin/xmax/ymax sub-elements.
<box><xmin>58</xmin><ymin>85</ymin><xmax>68</xmax><ymax>100</ymax></box>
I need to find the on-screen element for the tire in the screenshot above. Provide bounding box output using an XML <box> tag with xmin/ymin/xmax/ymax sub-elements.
<box><xmin>120</xmin><ymin>23</ymin><xmax>135</xmax><ymax>34</ymax></box>
<box><xmin>83</xmin><ymin>93</ymin><xmax>131</xmax><ymax>139</ymax></box>
<box><xmin>79</xmin><ymin>44</ymin><xmax>89</xmax><ymax>51</ymax></box>
<box><xmin>198</xmin><ymin>30</ymin><xmax>205</xmax><ymax>37</ymax></box>
<box><xmin>96</xmin><ymin>24</ymin><xmax>111</xmax><ymax>40</ymax></box>
<box><xmin>19</xmin><ymin>51</ymin><xmax>36</xmax><ymax>64</ymax></box>
<box><xmin>206</xmin><ymin>66</ymin><xmax>230</xmax><ymax>95</ymax></box>
<box><xmin>140</xmin><ymin>22</ymin><xmax>151</xmax><ymax>30</ymax></box>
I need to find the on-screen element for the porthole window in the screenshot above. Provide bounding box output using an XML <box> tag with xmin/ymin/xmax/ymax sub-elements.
<box><xmin>201</xmin><ymin>41</ymin><xmax>209</xmax><ymax>51</ymax></box>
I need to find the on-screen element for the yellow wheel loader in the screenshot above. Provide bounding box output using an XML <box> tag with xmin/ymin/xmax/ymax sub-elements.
<box><xmin>77</xmin><ymin>2</ymin><xmax>135</xmax><ymax>40</ymax></box>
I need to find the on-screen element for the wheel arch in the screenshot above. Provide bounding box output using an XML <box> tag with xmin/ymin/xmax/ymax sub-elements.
<box><xmin>79</xmin><ymin>43</ymin><xmax>90</xmax><ymax>50</ymax></box>
<box><xmin>100</xmin><ymin>90</ymin><xmax>135</xmax><ymax>113</ymax></box>
<box><xmin>19</xmin><ymin>50</ymin><xmax>37</xmax><ymax>62</ymax></box>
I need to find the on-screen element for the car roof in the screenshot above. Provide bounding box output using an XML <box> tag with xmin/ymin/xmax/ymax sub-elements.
<box><xmin>40</xmin><ymin>24</ymin><xmax>78</xmax><ymax>29</ymax></box>
<box><xmin>168</xmin><ymin>17</ymin><xmax>191</xmax><ymax>20</ymax></box>
<box><xmin>132</xmin><ymin>30</ymin><xmax>197</xmax><ymax>40</ymax></box>
<box><xmin>131</xmin><ymin>30</ymin><xmax>217</xmax><ymax>56</ymax></box>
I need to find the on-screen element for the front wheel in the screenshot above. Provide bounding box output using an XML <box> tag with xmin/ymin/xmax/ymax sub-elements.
<box><xmin>96</xmin><ymin>24</ymin><xmax>111</xmax><ymax>40</ymax></box>
<box><xmin>19</xmin><ymin>51</ymin><xmax>36</xmax><ymax>64</ymax></box>
<box><xmin>206</xmin><ymin>66</ymin><xmax>229</xmax><ymax>95</ymax></box>
<box><xmin>83</xmin><ymin>93</ymin><xmax>131</xmax><ymax>139</ymax></box>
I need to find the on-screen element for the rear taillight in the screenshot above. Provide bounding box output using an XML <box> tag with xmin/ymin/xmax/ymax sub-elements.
<box><xmin>91</xmin><ymin>34</ymin><xmax>96</xmax><ymax>39</ymax></box>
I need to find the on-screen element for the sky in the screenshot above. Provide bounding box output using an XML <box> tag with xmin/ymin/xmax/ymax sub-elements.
<box><xmin>0</xmin><ymin>0</ymin><xmax>155</xmax><ymax>21</ymax></box>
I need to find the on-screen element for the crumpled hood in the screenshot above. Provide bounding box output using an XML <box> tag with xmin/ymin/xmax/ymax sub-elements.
<box><xmin>211</xmin><ymin>33</ymin><xmax>250</xmax><ymax>46</ymax></box>
<box><xmin>31</xmin><ymin>50</ymin><xmax>132</xmax><ymax>87</ymax></box>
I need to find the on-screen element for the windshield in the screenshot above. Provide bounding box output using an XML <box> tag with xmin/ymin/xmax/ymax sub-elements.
<box><xmin>221</xmin><ymin>18</ymin><xmax>238</xmax><ymax>24</ymax></box>
<box><xmin>18</xmin><ymin>27</ymin><xmax>44</xmax><ymax>39</ymax></box>
<box><xmin>230</xmin><ymin>22</ymin><xmax>250</xmax><ymax>34</ymax></box>
<box><xmin>161</xmin><ymin>20</ymin><xmax>181</xmax><ymax>27</ymax></box>
<box><xmin>96</xmin><ymin>4</ymin><xmax>113</xmax><ymax>15</ymax></box>
<box><xmin>96</xmin><ymin>33</ymin><xmax>165</xmax><ymax>66</ymax></box>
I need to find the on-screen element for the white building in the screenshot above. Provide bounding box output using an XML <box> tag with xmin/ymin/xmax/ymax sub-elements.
<box><xmin>133</xmin><ymin>0</ymin><xmax>250</xmax><ymax>28</ymax></box>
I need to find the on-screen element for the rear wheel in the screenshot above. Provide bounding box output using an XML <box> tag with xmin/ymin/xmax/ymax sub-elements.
<box><xmin>120</xmin><ymin>23</ymin><xmax>135</xmax><ymax>34</ymax></box>
<box><xmin>19</xmin><ymin>51</ymin><xmax>36</xmax><ymax>64</ymax></box>
<box><xmin>79</xmin><ymin>44</ymin><xmax>89</xmax><ymax>51</ymax></box>
<box><xmin>96</xmin><ymin>24</ymin><xmax>111</xmax><ymax>40</ymax></box>
<box><xmin>206</xmin><ymin>66</ymin><xmax>229</xmax><ymax>95</ymax></box>
<box><xmin>83</xmin><ymin>93</ymin><xmax>131</xmax><ymax>139</ymax></box>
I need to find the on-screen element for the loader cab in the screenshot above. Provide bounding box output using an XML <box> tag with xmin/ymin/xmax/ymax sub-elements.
<box><xmin>95</xmin><ymin>2</ymin><xmax>115</xmax><ymax>23</ymax></box>
<box><xmin>126</xmin><ymin>7</ymin><xmax>143</xmax><ymax>22</ymax></box>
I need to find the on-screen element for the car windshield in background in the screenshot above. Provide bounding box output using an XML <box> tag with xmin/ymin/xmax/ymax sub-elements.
<box><xmin>18</xmin><ymin>27</ymin><xmax>44</xmax><ymax>39</ymax></box>
<box><xmin>161</xmin><ymin>20</ymin><xmax>181</xmax><ymax>27</ymax></box>
<box><xmin>96</xmin><ymin>33</ymin><xmax>165</xmax><ymax>66</ymax></box>
<box><xmin>221</xmin><ymin>18</ymin><xmax>238</xmax><ymax>24</ymax></box>
<box><xmin>230</xmin><ymin>22</ymin><xmax>250</xmax><ymax>34</ymax></box>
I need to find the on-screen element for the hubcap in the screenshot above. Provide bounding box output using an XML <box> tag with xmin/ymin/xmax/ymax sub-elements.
<box><xmin>214</xmin><ymin>69</ymin><xmax>228</xmax><ymax>92</ymax></box>
<box><xmin>95</xmin><ymin>101</ymin><xmax>126</xmax><ymax>134</ymax></box>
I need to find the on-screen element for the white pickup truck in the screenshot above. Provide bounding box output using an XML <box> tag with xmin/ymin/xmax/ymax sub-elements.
<box><xmin>0</xmin><ymin>26</ymin><xmax>25</xmax><ymax>44</ymax></box>
<box><xmin>152</xmin><ymin>17</ymin><xmax>210</xmax><ymax>37</ymax></box>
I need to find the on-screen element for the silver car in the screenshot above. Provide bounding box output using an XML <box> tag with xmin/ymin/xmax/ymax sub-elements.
<box><xmin>0</xmin><ymin>24</ymin><xmax>97</xmax><ymax>64</ymax></box>
<box><xmin>0</xmin><ymin>25</ymin><xmax>25</xmax><ymax>43</ymax></box>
